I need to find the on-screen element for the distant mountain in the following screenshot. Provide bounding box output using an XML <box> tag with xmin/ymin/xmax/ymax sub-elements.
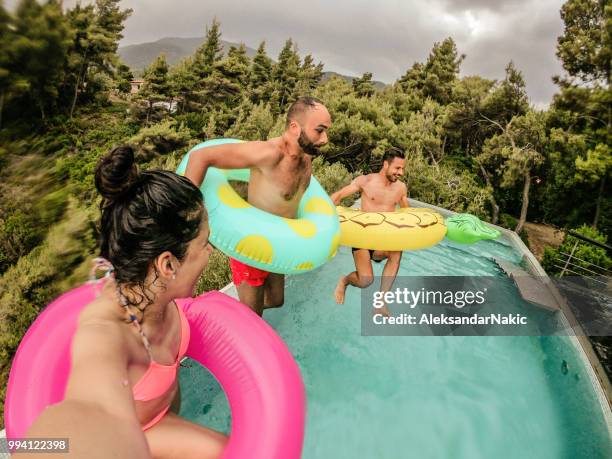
<box><xmin>118</xmin><ymin>37</ymin><xmax>388</xmax><ymax>89</ymax></box>
<box><xmin>118</xmin><ymin>36</ymin><xmax>258</xmax><ymax>75</ymax></box>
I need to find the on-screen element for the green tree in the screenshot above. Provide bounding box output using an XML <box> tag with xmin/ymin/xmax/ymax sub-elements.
<box><xmin>199</xmin><ymin>44</ymin><xmax>250</xmax><ymax>128</ymax></box>
<box><xmin>64</xmin><ymin>0</ymin><xmax>132</xmax><ymax>118</ymax></box>
<box><xmin>169</xmin><ymin>57</ymin><xmax>197</xmax><ymax>113</ymax></box>
<box><xmin>224</xmin><ymin>101</ymin><xmax>275</xmax><ymax>140</ymax></box>
<box><xmin>115</xmin><ymin>62</ymin><xmax>133</xmax><ymax>94</ymax></box>
<box><xmin>192</xmin><ymin>19</ymin><xmax>223</xmax><ymax>80</ymax></box>
<box><xmin>249</xmin><ymin>41</ymin><xmax>273</xmax><ymax>104</ymax></box>
<box><xmin>575</xmin><ymin>143</ymin><xmax>611</xmax><ymax>227</ymax></box>
<box><xmin>352</xmin><ymin>72</ymin><xmax>376</xmax><ymax>98</ymax></box>
<box><xmin>480</xmin><ymin>61</ymin><xmax>529</xmax><ymax>126</ymax></box>
<box><xmin>478</xmin><ymin>111</ymin><xmax>547</xmax><ymax>233</ymax></box>
<box><xmin>272</xmin><ymin>39</ymin><xmax>301</xmax><ymax>109</ymax></box>
<box><xmin>136</xmin><ymin>54</ymin><xmax>171</xmax><ymax>123</ymax></box>
<box><xmin>189</xmin><ymin>19</ymin><xmax>224</xmax><ymax>111</ymax></box>
<box><xmin>445</xmin><ymin>75</ymin><xmax>496</xmax><ymax>156</ymax></box>
<box><xmin>549</xmin><ymin>0</ymin><xmax>611</xmax><ymax>233</ymax></box>
<box><xmin>556</xmin><ymin>0</ymin><xmax>611</xmax><ymax>85</ymax></box>
<box><xmin>399</xmin><ymin>37</ymin><xmax>464</xmax><ymax>105</ymax></box>
<box><xmin>12</xmin><ymin>0</ymin><xmax>72</xmax><ymax>122</ymax></box>
<box><xmin>422</xmin><ymin>37</ymin><xmax>465</xmax><ymax>105</ymax></box>
<box><xmin>293</xmin><ymin>54</ymin><xmax>323</xmax><ymax>97</ymax></box>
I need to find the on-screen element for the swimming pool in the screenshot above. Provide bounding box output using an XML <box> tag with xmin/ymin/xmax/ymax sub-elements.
<box><xmin>179</xmin><ymin>234</ymin><xmax>611</xmax><ymax>458</ymax></box>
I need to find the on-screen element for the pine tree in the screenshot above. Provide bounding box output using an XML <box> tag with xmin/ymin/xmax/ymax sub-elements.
<box><xmin>272</xmin><ymin>39</ymin><xmax>301</xmax><ymax>109</ymax></box>
<box><xmin>399</xmin><ymin>38</ymin><xmax>464</xmax><ymax>105</ymax></box>
<box><xmin>137</xmin><ymin>54</ymin><xmax>171</xmax><ymax>123</ymax></box>
<box><xmin>64</xmin><ymin>0</ymin><xmax>132</xmax><ymax>118</ymax></box>
<box><xmin>249</xmin><ymin>41</ymin><xmax>273</xmax><ymax>104</ymax></box>
<box><xmin>293</xmin><ymin>54</ymin><xmax>324</xmax><ymax>97</ymax></box>
<box><xmin>192</xmin><ymin>19</ymin><xmax>224</xmax><ymax>80</ymax></box>
<box><xmin>169</xmin><ymin>57</ymin><xmax>197</xmax><ymax>113</ymax></box>
<box><xmin>422</xmin><ymin>37</ymin><xmax>464</xmax><ymax>105</ymax></box>
<box><xmin>352</xmin><ymin>72</ymin><xmax>376</xmax><ymax>98</ymax></box>
<box><xmin>481</xmin><ymin>61</ymin><xmax>529</xmax><ymax>127</ymax></box>
<box><xmin>12</xmin><ymin>0</ymin><xmax>72</xmax><ymax>122</ymax></box>
<box><xmin>201</xmin><ymin>45</ymin><xmax>250</xmax><ymax>112</ymax></box>
<box><xmin>115</xmin><ymin>63</ymin><xmax>133</xmax><ymax>94</ymax></box>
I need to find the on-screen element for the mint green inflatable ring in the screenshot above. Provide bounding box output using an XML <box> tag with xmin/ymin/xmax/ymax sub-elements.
<box><xmin>176</xmin><ymin>139</ymin><xmax>341</xmax><ymax>275</ymax></box>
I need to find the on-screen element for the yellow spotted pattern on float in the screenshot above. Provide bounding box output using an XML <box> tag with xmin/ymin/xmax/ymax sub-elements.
<box><xmin>283</xmin><ymin>218</ymin><xmax>317</xmax><ymax>238</ymax></box>
<box><xmin>218</xmin><ymin>184</ymin><xmax>251</xmax><ymax>209</ymax></box>
<box><xmin>294</xmin><ymin>262</ymin><xmax>314</xmax><ymax>271</ymax></box>
<box><xmin>234</xmin><ymin>235</ymin><xmax>274</xmax><ymax>264</ymax></box>
<box><xmin>304</xmin><ymin>197</ymin><xmax>335</xmax><ymax>215</ymax></box>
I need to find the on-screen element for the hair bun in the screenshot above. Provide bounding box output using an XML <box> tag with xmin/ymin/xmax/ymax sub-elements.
<box><xmin>95</xmin><ymin>146</ymin><xmax>140</xmax><ymax>202</ymax></box>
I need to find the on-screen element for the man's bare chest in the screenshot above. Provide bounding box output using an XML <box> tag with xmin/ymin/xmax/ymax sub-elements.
<box><xmin>266</xmin><ymin>158</ymin><xmax>312</xmax><ymax>201</ymax></box>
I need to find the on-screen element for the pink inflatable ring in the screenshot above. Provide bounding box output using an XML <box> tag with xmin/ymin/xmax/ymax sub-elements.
<box><xmin>5</xmin><ymin>284</ymin><xmax>305</xmax><ymax>458</ymax></box>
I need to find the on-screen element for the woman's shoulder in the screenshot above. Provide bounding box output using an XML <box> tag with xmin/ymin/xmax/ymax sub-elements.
<box><xmin>73</xmin><ymin>295</ymin><xmax>127</xmax><ymax>356</ymax></box>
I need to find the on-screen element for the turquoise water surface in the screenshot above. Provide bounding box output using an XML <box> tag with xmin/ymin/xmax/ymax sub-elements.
<box><xmin>179</xmin><ymin>236</ymin><xmax>611</xmax><ymax>458</ymax></box>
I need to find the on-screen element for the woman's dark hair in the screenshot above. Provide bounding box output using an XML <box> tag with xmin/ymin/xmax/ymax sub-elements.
<box><xmin>95</xmin><ymin>146</ymin><xmax>204</xmax><ymax>303</ymax></box>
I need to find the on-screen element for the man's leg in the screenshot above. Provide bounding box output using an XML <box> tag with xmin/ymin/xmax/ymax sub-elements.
<box><xmin>236</xmin><ymin>282</ymin><xmax>265</xmax><ymax>316</ymax></box>
<box><xmin>377</xmin><ymin>251</ymin><xmax>402</xmax><ymax>316</ymax></box>
<box><xmin>263</xmin><ymin>272</ymin><xmax>285</xmax><ymax>310</ymax></box>
<box><xmin>334</xmin><ymin>249</ymin><xmax>374</xmax><ymax>304</ymax></box>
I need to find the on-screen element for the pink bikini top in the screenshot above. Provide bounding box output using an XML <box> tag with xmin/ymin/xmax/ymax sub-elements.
<box><xmin>131</xmin><ymin>302</ymin><xmax>191</xmax><ymax>402</ymax></box>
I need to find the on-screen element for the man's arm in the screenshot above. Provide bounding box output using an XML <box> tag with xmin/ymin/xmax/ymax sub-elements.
<box><xmin>399</xmin><ymin>182</ymin><xmax>410</xmax><ymax>208</ymax></box>
<box><xmin>184</xmin><ymin>141</ymin><xmax>279</xmax><ymax>187</ymax></box>
<box><xmin>330</xmin><ymin>176</ymin><xmax>365</xmax><ymax>206</ymax></box>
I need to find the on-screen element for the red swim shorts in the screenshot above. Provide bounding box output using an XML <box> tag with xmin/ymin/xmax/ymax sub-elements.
<box><xmin>229</xmin><ymin>258</ymin><xmax>270</xmax><ymax>287</ymax></box>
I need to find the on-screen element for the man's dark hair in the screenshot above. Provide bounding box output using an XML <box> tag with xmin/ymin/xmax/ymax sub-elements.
<box><xmin>382</xmin><ymin>147</ymin><xmax>405</xmax><ymax>165</ymax></box>
<box><xmin>285</xmin><ymin>97</ymin><xmax>324</xmax><ymax>128</ymax></box>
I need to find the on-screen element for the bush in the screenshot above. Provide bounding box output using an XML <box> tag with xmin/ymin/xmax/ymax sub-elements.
<box><xmin>542</xmin><ymin>224</ymin><xmax>611</xmax><ymax>275</ymax></box>
<box><xmin>224</xmin><ymin>102</ymin><xmax>275</xmax><ymax>141</ymax></box>
<box><xmin>195</xmin><ymin>249</ymin><xmax>231</xmax><ymax>293</ymax></box>
<box><xmin>0</xmin><ymin>209</ymin><xmax>43</xmax><ymax>274</ymax></box>
<box><xmin>312</xmin><ymin>156</ymin><xmax>355</xmax><ymax>205</ymax></box>
<box><xmin>129</xmin><ymin>119</ymin><xmax>191</xmax><ymax>161</ymax></box>
<box><xmin>498</xmin><ymin>213</ymin><xmax>529</xmax><ymax>246</ymax></box>
<box><xmin>404</xmin><ymin>152</ymin><xmax>493</xmax><ymax>220</ymax></box>
<box><xmin>0</xmin><ymin>202</ymin><xmax>97</xmax><ymax>428</ymax></box>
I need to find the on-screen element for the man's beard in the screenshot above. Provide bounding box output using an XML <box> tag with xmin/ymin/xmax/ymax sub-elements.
<box><xmin>386</xmin><ymin>172</ymin><xmax>398</xmax><ymax>182</ymax></box>
<box><xmin>298</xmin><ymin>131</ymin><xmax>322</xmax><ymax>156</ymax></box>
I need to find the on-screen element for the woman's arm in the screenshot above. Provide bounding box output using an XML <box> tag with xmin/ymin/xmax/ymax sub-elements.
<box><xmin>22</xmin><ymin>321</ymin><xmax>150</xmax><ymax>458</ymax></box>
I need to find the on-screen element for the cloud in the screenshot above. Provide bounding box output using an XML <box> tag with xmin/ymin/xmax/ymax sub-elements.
<box><xmin>5</xmin><ymin>0</ymin><xmax>566</xmax><ymax>106</ymax></box>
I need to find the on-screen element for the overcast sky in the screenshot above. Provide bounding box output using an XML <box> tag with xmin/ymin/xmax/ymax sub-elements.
<box><xmin>7</xmin><ymin>0</ymin><xmax>568</xmax><ymax>107</ymax></box>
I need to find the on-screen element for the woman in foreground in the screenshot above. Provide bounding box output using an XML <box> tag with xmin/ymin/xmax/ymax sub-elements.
<box><xmin>22</xmin><ymin>146</ymin><xmax>226</xmax><ymax>458</ymax></box>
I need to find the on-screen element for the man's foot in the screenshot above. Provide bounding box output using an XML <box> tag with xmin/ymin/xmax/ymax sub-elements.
<box><xmin>334</xmin><ymin>276</ymin><xmax>348</xmax><ymax>304</ymax></box>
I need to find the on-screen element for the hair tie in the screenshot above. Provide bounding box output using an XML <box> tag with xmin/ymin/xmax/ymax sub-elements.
<box><xmin>88</xmin><ymin>257</ymin><xmax>115</xmax><ymax>283</ymax></box>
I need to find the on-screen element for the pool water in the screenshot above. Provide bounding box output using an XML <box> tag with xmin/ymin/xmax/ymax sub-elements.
<box><xmin>179</xmin><ymin>237</ymin><xmax>611</xmax><ymax>458</ymax></box>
